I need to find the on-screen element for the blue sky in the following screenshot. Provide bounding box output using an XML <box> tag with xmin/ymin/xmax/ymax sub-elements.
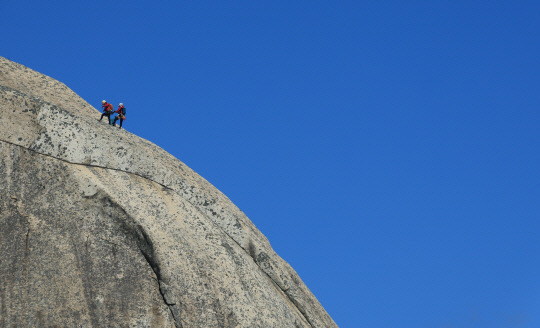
<box><xmin>2</xmin><ymin>1</ymin><xmax>540</xmax><ymax>327</ymax></box>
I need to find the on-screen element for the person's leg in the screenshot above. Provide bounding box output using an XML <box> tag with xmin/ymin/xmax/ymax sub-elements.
<box><xmin>112</xmin><ymin>116</ymin><xmax>117</xmax><ymax>126</ymax></box>
<box><xmin>100</xmin><ymin>112</ymin><xmax>105</xmax><ymax>121</ymax></box>
<box><xmin>119</xmin><ymin>118</ymin><xmax>123</xmax><ymax>128</ymax></box>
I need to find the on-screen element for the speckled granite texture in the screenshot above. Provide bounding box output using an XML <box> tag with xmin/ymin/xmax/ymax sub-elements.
<box><xmin>0</xmin><ymin>56</ymin><xmax>337</xmax><ymax>328</ymax></box>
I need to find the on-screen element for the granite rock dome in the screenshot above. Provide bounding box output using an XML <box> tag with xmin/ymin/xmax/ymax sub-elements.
<box><xmin>0</xmin><ymin>57</ymin><xmax>337</xmax><ymax>328</ymax></box>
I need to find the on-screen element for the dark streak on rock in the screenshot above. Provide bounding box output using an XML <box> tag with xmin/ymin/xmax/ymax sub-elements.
<box><xmin>97</xmin><ymin>193</ymin><xmax>183</xmax><ymax>328</ymax></box>
<box><xmin>25</xmin><ymin>225</ymin><xmax>30</xmax><ymax>254</ymax></box>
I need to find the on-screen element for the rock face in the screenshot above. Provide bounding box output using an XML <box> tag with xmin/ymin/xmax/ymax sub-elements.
<box><xmin>0</xmin><ymin>57</ymin><xmax>337</xmax><ymax>328</ymax></box>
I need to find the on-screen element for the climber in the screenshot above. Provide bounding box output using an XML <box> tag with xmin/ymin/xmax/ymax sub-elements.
<box><xmin>112</xmin><ymin>103</ymin><xmax>126</xmax><ymax>129</ymax></box>
<box><xmin>99</xmin><ymin>100</ymin><xmax>113</xmax><ymax>124</ymax></box>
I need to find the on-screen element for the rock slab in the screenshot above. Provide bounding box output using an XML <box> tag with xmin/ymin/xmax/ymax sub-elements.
<box><xmin>0</xmin><ymin>57</ymin><xmax>338</xmax><ymax>328</ymax></box>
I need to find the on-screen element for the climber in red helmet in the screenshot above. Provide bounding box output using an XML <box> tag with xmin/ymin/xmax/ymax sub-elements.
<box><xmin>99</xmin><ymin>100</ymin><xmax>114</xmax><ymax>124</ymax></box>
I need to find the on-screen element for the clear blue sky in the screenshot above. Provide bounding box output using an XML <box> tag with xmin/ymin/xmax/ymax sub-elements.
<box><xmin>2</xmin><ymin>1</ymin><xmax>540</xmax><ymax>327</ymax></box>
